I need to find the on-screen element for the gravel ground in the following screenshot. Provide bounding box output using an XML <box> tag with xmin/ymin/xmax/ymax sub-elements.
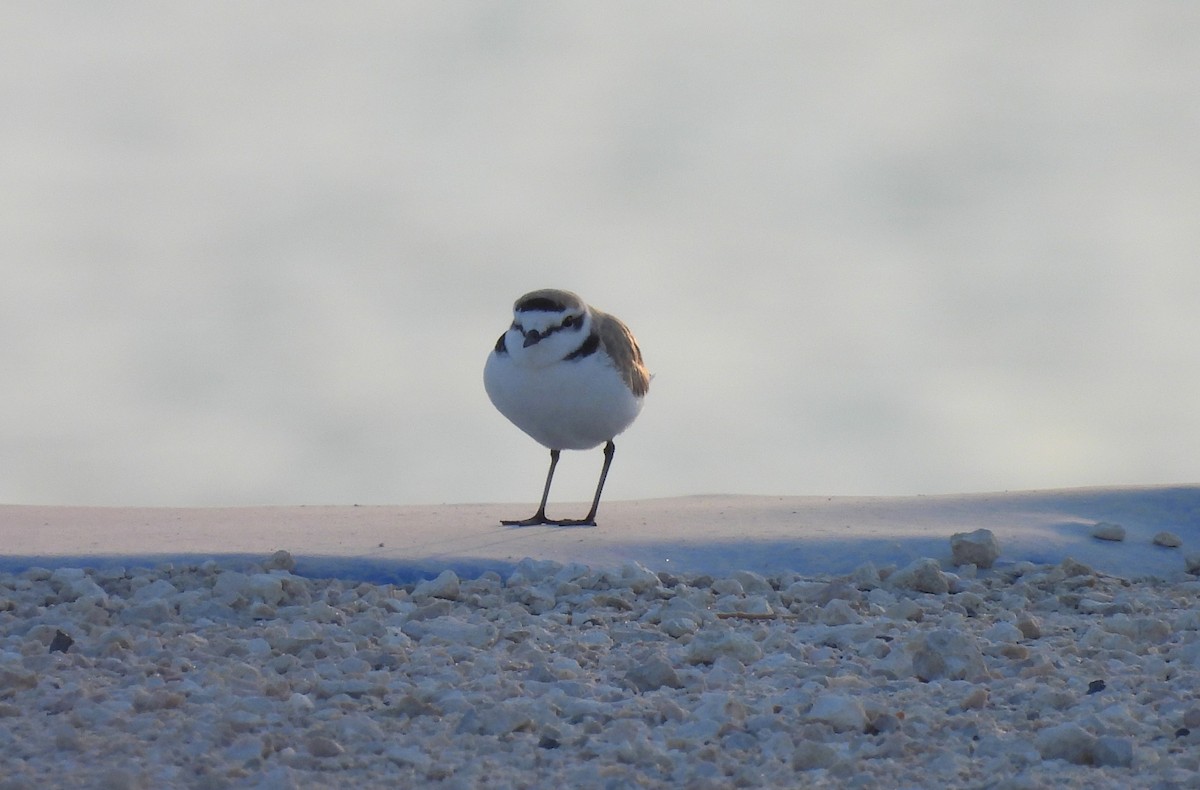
<box><xmin>2</xmin><ymin>550</ymin><xmax>1199</xmax><ymax>789</ymax></box>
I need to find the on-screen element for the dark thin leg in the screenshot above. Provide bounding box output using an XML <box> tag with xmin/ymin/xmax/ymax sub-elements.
<box><xmin>502</xmin><ymin>449</ymin><xmax>560</xmax><ymax>526</ymax></box>
<box><xmin>553</xmin><ymin>440</ymin><xmax>615</xmax><ymax>527</ymax></box>
<box><xmin>501</xmin><ymin>441</ymin><xmax>616</xmax><ymax>527</ymax></box>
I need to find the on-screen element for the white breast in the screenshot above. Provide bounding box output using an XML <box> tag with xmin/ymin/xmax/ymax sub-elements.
<box><xmin>484</xmin><ymin>343</ymin><xmax>644</xmax><ymax>451</ymax></box>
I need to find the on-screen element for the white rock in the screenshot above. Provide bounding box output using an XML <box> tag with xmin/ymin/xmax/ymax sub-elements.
<box><xmin>792</xmin><ymin>741</ymin><xmax>839</xmax><ymax>770</ymax></box>
<box><xmin>783</xmin><ymin>580</ymin><xmax>826</xmax><ymax>603</ymax></box>
<box><xmin>711</xmin><ymin>577</ymin><xmax>744</xmax><ymax>596</ymax></box>
<box><xmin>50</xmin><ymin>568</ymin><xmax>108</xmax><ymax>604</ymax></box>
<box><xmin>608</xmin><ymin>562</ymin><xmax>662</xmax><ymax>594</ymax></box>
<box><xmin>246</xmin><ymin>573</ymin><xmax>286</xmax><ymax>605</ymax></box>
<box><xmin>412</xmin><ymin>570</ymin><xmax>460</xmax><ymax>601</ymax></box>
<box><xmin>732</xmin><ymin>570</ymin><xmax>773</xmax><ymax>595</ymax></box>
<box><xmin>1035</xmin><ymin>722</ymin><xmax>1095</xmax><ymax>765</ymax></box>
<box><xmin>982</xmin><ymin>621</ymin><xmax>1024</xmax><ymax>644</ymax></box>
<box><xmin>950</xmin><ymin>529</ymin><xmax>1001</xmax><ymax>569</ymax></box>
<box><xmin>1016</xmin><ymin>613</ymin><xmax>1043</xmax><ymax>639</ymax></box>
<box><xmin>575</xmin><ymin>630</ymin><xmax>613</xmax><ymax>648</ymax></box>
<box><xmin>1092</xmin><ymin>522</ymin><xmax>1126</xmax><ymax>541</ymax></box>
<box><xmin>910</xmin><ymin>630</ymin><xmax>988</xmax><ymax>681</ymax></box>
<box><xmin>474</xmin><ymin>705</ymin><xmax>536</xmax><ymax>736</ymax></box>
<box><xmin>225</xmin><ymin>734</ymin><xmax>265</xmax><ymax>763</ymax></box>
<box><xmin>518</xmin><ymin>585</ymin><xmax>558</xmax><ymax>614</ymax></box>
<box><xmin>434</xmin><ymin>617</ymin><xmax>498</xmax><ymax>648</ymax></box>
<box><xmin>386</xmin><ymin>745</ymin><xmax>432</xmax><ymax>771</ymax></box>
<box><xmin>53</xmin><ymin>723</ymin><xmax>83</xmax><ymax>751</ymax></box>
<box><xmin>685</xmin><ymin>628</ymin><xmax>763</xmax><ymax>665</ymax></box>
<box><xmin>119</xmin><ymin>599</ymin><xmax>173</xmax><ymax>626</ymax></box>
<box><xmin>1153</xmin><ymin>531</ymin><xmax>1183</xmax><ymax>548</ymax></box>
<box><xmin>332</xmin><ymin>713</ymin><xmax>386</xmax><ymax>743</ymax></box>
<box><xmin>652</xmin><ymin>596</ymin><xmax>705</xmax><ymax>624</ymax></box>
<box><xmin>553</xmin><ymin>562</ymin><xmax>592</xmax><ymax>584</ymax></box>
<box><xmin>820</xmin><ymin>598</ymin><xmax>861</xmax><ymax>625</ymax></box>
<box><xmin>888</xmin><ymin>558</ymin><xmax>949</xmax><ymax>594</ymax></box>
<box><xmin>760</xmin><ymin>731</ymin><xmax>797</xmax><ymax>763</ymax></box>
<box><xmin>661</xmin><ymin>617</ymin><xmax>701</xmax><ymax>638</ymax></box>
<box><xmin>1104</xmin><ymin>613</ymin><xmax>1171</xmax><ymax>644</ymax></box>
<box><xmin>132</xmin><ymin>578</ymin><xmax>178</xmax><ymax>602</ymax></box>
<box><xmin>211</xmin><ymin>571</ymin><xmax>283</xmax><ymax>605</ymax></box>
<box><xmin>672</xmin><ymin>716</ymin><xmax>722</xmax><ymax>744</ymax></box>
<box><xmin>1059</xmin><ymin>557</ymin><xmax>1094</xmax><ymax>577</ymax></box>
<box><xmin>306</xmin><ymin>735</ymin><xmax>345</xmax><ymax>758</ymax></box>
<box><xmin>956</xmin><ymin>591</ymin><xmax>984</xmax><ymax>614</ymax></box>
<box><xmin>286</xmin><ymin>693</ymin><xmax>315</xmax><ymax>714</ymax></box>
<box><xmin>806</xmin><ymin>693</ymin><xmax>866</xmax><ymax>733</ymax></box>
<box><xmin>275</xmin><ymin>621</ymin><xmax>325</xmax><ymax>653</ymax></box>
<box><xmin>693</xmin><ymin>692</ymin><xmax>746</xmax><ymax>725</ymax></box>
<box><xmin>1185</xmin><ymin>552</ymin><xmax>1200</xmax><ymax>575</ymax></box>
<box><xmin>1093</xmin><ymin>736</ymin><xmax>1134</xmax><ymax>768</ymax></box>
<box><xmin>885</xmin><ymin>601</ymin><xmax>923</xmax><ymax>626</ymax></box>
<box><xmin>625</xmin><ymin>656</ymin><xmax>682</xmax><ymax>692</ymax></box>
<box><xmin>739</xmin><ymin>595</ymin><xmax>776</xmax><ymax>616</ymax></box>
<box><xmin>49</xmin><ymin>567</ymin><xmax>86</xmax><ymax>584</ymax></box>
<box><xmin>960</xmin><ymin>687</ymin><xmax>988</xmax><ymax>710</ymax></box>
<box><xmin>506</xmin><ymin>558</ymin><xmax>563</xmax><ymax>587</ymax></box>
<box><xmin>263</xmin><ymin>550</ymin><xmax>296</xmax><ymax>571</ymax></box>
<box><xmin>1178</xmin><ymin>641</ymin><xmax>1200</xmax><ymax>667</ymax></box>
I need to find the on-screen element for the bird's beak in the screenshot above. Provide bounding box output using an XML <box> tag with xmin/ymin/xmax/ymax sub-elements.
<box><xmin>523</xmin><ymin>331</ymin><xmax>542</xmax><ymax>348</ymax></box>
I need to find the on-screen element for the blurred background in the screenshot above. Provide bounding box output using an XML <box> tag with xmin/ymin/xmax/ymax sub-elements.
<box><xmin>2</xmin><ymin>2</ymin><xmax>1198</xmax><ymax>507</ymax></box>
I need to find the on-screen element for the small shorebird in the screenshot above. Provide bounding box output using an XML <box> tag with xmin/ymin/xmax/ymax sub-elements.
<box><xmin>484</xmin><ymin>289</ymin><xmax>650</xmax><ymax>526</ymax></box>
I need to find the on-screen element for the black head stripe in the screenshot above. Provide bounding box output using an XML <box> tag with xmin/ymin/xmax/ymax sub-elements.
<box><xmin>564</xmin><ymin>333</ymin><xmax>600</xmax><ymax>361</ymax></box>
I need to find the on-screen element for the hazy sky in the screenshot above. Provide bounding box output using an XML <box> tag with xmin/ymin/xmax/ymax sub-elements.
<box><xmin>3</xmin><ymin>3</ymin><xmax>1199</xmax><ymax>506</ymax></box>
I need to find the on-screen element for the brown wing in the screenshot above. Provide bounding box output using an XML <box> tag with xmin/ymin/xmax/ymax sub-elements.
<box><xmin>593</xmin><ymin>309</ymin><xmax>651</xmax><ymax>397</ymax></box>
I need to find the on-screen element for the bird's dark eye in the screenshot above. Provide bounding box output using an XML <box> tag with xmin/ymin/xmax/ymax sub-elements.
<box><xmin>562</xmin><ymin>315</ymin><xmax>576</xmax><ymax>328</ymax></box>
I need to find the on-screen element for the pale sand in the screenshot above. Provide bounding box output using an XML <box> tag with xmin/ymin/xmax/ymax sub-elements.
<box><xmin>2</xmin><ymin>485</ymin><xmax>1196</xmax><ymax>580</ymax></box>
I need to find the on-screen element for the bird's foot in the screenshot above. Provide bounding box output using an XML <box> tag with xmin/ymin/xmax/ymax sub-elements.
<box><xmin>545</xmin><ymin>517</ymin><xmax>596</xmax><ymax>527</ymax></box>
<box><xmin>501</xmin><ymin>515</ymin><xmax>551</xmax><ymax>527</ymax></box>
<box><xmin>501</xmin><ymin>515</ymin><xmax>596</xmax><ymax>527</ymax></box>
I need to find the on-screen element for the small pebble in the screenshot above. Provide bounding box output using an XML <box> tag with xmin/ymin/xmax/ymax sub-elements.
<box><xmin>307</xmin><ymin>736</ymin><xmax>345</xmax><ymax>758</ymax></box>
<box><xmin>1016</xmin><ymin>613</ymin><xmax>1043</xmax><ymax>640</ymax></box>
<box><xmin>888</xmin><ymin>558</ymin><xmax>949</xmax><ymax>594</ymax></box>
<box><xmin>1093</xmin><ymin>736</ymin><xmax>1134</xmax><ymax>768</ymax></box>
<box><xmin>1036</xmin><ymin>723</ymin><xmax>1095</xmax><ymax>765</ymax></box>
<box><xmin>806</xmin><ymin>694</ymin><xmax>867</xmax><ymax>733</ymax></box>
<box><xmin>48</xmin><ymin>630</ymin><xmax>73</xmax><ymax>654</ymax></box>
<box><xmin>1152</xmin><ymin>531</ymin><xmax>1182</xmax><ymax>548</ymax></box>
<box><xmin>264</xmin><ymin>550</ymin><xmax>296</xmax><ymax>572</ymax></box>
<box><xmin>950</xmin><ymin>528</ymin><xmax>1001</xmax><ymax>569</ymax></box>
<box><xmin>1092</xmin><ymin>522</ymin><xmax>1126</xmax><ymax>542</ymax></box>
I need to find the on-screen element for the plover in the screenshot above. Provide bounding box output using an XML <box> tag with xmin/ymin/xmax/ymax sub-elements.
<box><xmin>484</xmin><ymin>289</ymin><xmax>650</xmax><ymax>526</ymax></box>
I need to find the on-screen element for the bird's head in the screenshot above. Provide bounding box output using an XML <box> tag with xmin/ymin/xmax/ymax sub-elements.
<box><xmin>504</xmin><ymin>289</ymin><xmax>593</xmax><ymax>367</ymax></box>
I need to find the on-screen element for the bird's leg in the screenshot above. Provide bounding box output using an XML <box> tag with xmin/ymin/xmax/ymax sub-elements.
<box><xmin>502</xmin><ymin>449</ymin><xmax>560</xmax><ymax>526</ymax></box>
<box><xmin>552</xmin><ymin>440</ymin><xmax>614</xmax><ymax>527</ymax></box>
